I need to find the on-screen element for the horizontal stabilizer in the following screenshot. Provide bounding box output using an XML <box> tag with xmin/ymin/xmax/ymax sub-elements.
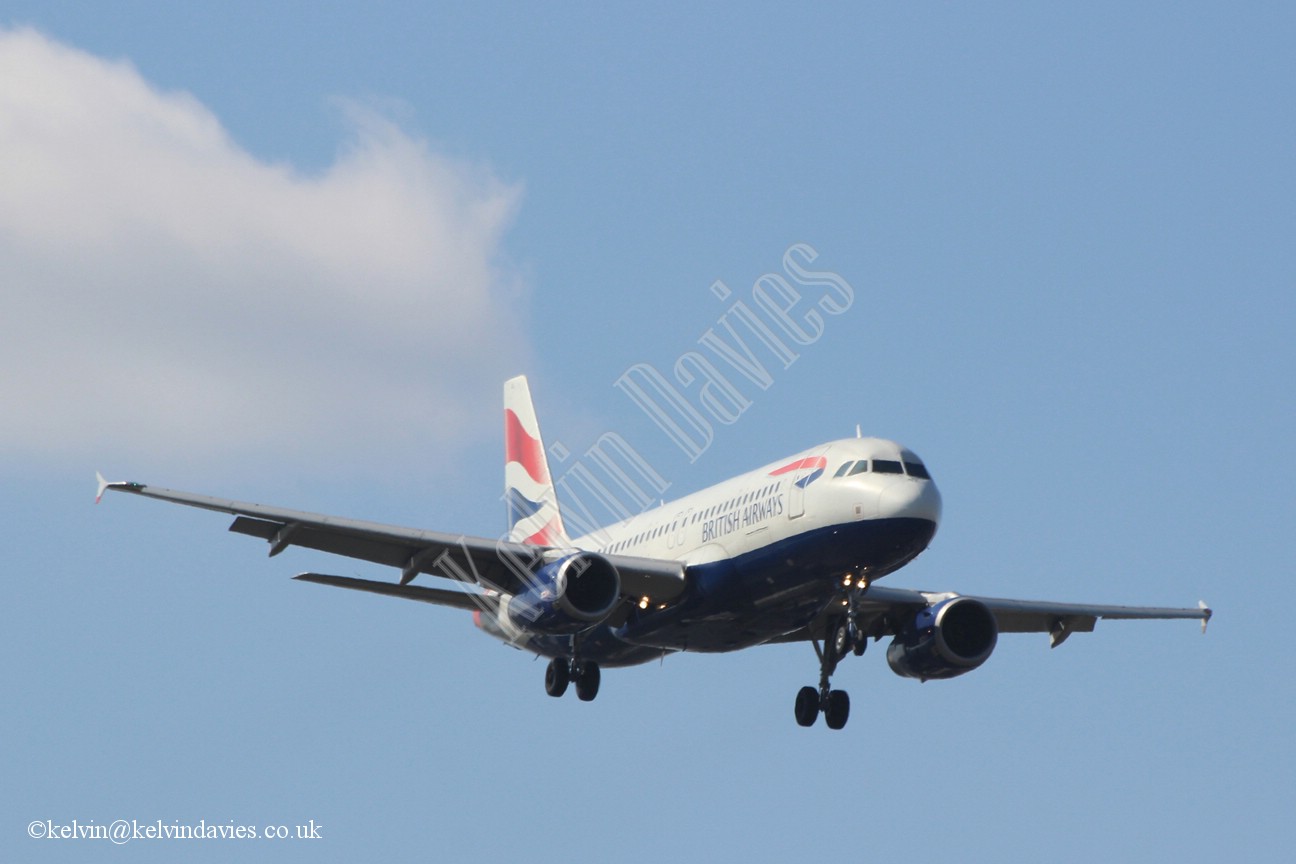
<box><xmin>293</xmin><ymin>573</ymin><xmax>496</xmax><ymax>612</ymax></box>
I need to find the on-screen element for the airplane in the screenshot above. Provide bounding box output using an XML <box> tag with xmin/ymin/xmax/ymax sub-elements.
<box><xmin>97</xmin><ymin>375</ymin><xmax>1211</xmax><ymax>729</ymax></box>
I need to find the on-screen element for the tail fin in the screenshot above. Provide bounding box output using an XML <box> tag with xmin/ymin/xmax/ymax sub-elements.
<box><xmin>504</xmin><ymin>376</ymin><xmax>570</xmax><ymax>546</ymax></box>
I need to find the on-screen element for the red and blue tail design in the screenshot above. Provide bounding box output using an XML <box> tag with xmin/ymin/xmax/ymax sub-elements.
<box><xmin>504</xmin><ymin>376</ymin><xmax>569</xmax><ymax>546</ymax></box>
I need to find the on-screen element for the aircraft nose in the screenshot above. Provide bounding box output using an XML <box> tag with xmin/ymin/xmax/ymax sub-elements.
<box><xmin>878</xmin><ymin>478</ymin><xmax>942</xmax><ymax>527</ymax></box>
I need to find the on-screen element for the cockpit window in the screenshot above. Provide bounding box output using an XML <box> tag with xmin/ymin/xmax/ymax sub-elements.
<box><xmin>835</xmin><ymin>455</ymin><xmax>931</xmax><ymax>480</ymax></box>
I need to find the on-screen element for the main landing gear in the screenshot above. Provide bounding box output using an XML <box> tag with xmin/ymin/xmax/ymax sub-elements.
<box><xmin>544</xmin><ymin>657</ymin><xmax>601</xmax><ymax>702</ymax></box>
<box><xmin>795</xmin><ymin>615</ymin><xmax>866</xmax><ymax>730</ymax></box>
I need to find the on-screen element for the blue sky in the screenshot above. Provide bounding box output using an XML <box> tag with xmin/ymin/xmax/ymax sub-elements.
<box><xmin>2</xmin><ymin>3</ymin><xmax>1292</xmax><ymax>862</ymax></box>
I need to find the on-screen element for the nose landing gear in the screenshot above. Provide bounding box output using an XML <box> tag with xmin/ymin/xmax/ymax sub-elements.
<box><xmin>795</xmin><ymin>611</ymin><xmax>867</xmax><ymax>730</ymax></box>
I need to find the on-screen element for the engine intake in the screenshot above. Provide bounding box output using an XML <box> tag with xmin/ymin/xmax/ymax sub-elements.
<box><xmin>887</xmin><ymin>596</ymin><xmax>998</xmax><ymax>681</ymax></box>
<box><xmin>505</xmin><ymin>553</ymin><xmax>621</xmax><ymax>635</ymax></box>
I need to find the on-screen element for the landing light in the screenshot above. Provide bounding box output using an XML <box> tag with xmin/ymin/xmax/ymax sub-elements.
<box><xmin>639</xmin><ymin>597</ymin><xmax>650</xmax><ymax>610</ymax></box>
<box><xmin>842</xmin><ymin>575</ymin><xmax>852</xmax><ymax>587</ymax></box>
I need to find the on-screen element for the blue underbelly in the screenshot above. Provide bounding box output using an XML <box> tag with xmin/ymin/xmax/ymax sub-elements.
<box><xmin>610</xmin><ymin>516</ymin><xmax>936</xmax><ymax>654</ymax></box>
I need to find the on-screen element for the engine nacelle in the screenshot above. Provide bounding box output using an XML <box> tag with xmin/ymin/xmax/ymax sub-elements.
<box><xmin>504</xmin><ymin>553</ymin><xmax>621</xmax><ymax>636</ymax></box>
<box><xmin>886</xmin><ymin>596</ymin><xmax>998</xmax><ymax>681</ymax></box>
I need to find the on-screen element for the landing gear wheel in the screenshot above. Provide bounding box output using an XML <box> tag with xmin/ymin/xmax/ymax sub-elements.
<box><xmin>798</xmin><ymin>626</ymin><xmax>854</xmax><ymax>729</ymax></box>
<box><xmin>824</xmin><ymin>689</ymin><xmax>850</xmax><ymax>730</ymax></box>
<box><xmin>544</xmin><ymin>658</ymin><xmax>569</xmax><ymax>697</ymax></box>
<box><xmin>794</xmin><ymin>686</ymin><xmax>819</xmax><ymax>727</ymax></box>
<box><xmin>574</xmin><ymin>662</ymin><xmax>601</xmax><ymax>702</ymax></box>
<box><xmin>830</xmin><ymin>620</ymin><xmax>851</xmax><ymax>662</ymax></box>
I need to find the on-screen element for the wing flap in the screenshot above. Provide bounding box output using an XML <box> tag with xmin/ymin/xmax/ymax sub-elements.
<box><xmin>229</xmin><ymin>516</ymin><xmax>421</xmax><ymax>571</ymax></box>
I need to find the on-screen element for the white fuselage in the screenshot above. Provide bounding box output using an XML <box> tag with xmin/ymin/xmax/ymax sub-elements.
<box><xmin>480</xmin><ymin>435</ymin><xmax>943</xmax><ymax>662</ymax></box>
<box><xmin>573</xmin><ymin>436</ymin><xmax>942</xmax><ymax>571</ymax></box>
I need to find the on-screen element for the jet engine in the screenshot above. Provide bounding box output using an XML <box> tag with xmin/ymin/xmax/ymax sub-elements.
<box><xmin>886</xmin><ymin>596</ymin><xmax>998</xmax><ymax>681</ymax></box>
<box><xmin>504</xmin><ymin>553</ymin><xmax>622</xmax><ymax>635</ymax></box>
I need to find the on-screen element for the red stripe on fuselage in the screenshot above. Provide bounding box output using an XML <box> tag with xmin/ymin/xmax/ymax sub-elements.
<box><xmin>504</xmin><ymin>408</ymin><xmax>548</xmax><ymax>485</ymax></box>
<box><xmin>769</xmin><ymin>456</ymin><xmax>827</xmax><ymax>476</ymax></box>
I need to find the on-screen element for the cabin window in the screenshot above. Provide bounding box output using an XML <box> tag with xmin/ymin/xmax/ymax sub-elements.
<box><xmin>873</xmin><ymin>459</ymin><xmax>903</xmax><ymax>474</ymax></box>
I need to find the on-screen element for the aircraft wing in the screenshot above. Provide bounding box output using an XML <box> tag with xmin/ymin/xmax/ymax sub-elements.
<box><xmin>964</xmin><ymin>594</ymin><xmax>1211</xmax><ymax>638</ymax></box>
<box><xmin>96</xmin><ymin>475</ymin><xmax>687</xmax><ymax>602</ymax></box>
<box><xmin>776</xmin><ymin>585</ymin><xmax>1211</xmax><ymax>647</ymax></box>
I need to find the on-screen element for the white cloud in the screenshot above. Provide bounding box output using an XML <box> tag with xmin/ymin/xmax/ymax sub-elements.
<box><xmin>0</xmin><ymin>28</ymin><xmax>530</xmax><ymax>476</ymax></box>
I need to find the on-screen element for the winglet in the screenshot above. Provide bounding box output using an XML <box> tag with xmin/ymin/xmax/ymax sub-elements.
<box><xmin>1199</xmin><ymin>600</ymin><xmax>1212</xmax><ymax>634</ymax></box>
<box><xmin>95</xmin><ymin>472</ymin><xmax>143</xmax><ymax>503</ymax></box>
